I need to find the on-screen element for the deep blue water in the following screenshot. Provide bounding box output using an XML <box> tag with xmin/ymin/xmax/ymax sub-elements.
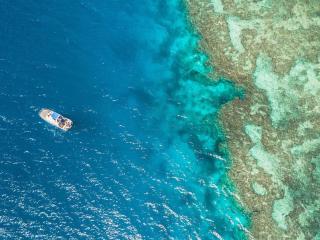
<box><xmin>0</xmin><ymin>1</ymin><xmax>249</xmax><ymax>239</ymax></box>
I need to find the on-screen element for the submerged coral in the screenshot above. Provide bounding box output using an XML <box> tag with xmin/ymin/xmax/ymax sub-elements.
<box><xmin>185</xmin><ymin>0</ymin><xmax>320</xmax><ymax>239</ymax></box>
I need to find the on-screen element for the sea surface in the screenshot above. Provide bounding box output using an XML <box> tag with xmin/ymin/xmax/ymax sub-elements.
<box><xmin>0</xmin><ymin>1</ymin><xmax>249</xmax><ymax>239</ymax></box>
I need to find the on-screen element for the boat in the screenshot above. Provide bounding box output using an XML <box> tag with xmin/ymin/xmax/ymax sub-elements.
<box><xmin>39</xmin><ymin>108</ymin><xmax>73</xmax><ymax>131</ymax></box>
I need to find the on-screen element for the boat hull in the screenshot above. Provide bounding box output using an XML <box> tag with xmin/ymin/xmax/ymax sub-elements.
<box><xmin>39</xmin><ymin>108</ymin><xmax>73</xmax><ymax>131</ymax></box>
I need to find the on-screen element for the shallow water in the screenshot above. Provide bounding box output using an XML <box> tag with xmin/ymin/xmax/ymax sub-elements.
<box><xmin>0</xmin><ymin>0</ymin><xmax>249</xmax><ymax>239</ymax></box>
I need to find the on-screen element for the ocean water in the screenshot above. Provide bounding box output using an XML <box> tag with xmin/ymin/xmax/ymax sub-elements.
<box><xmin>0</xmin><ymin>1</ymin><xmax>249</xmax><ymax>239</ymax></box>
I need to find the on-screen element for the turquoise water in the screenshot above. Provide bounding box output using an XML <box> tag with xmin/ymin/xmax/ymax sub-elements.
<box><xmin>0</xmin><ymin>0</ymin><xmax>249</xmax><ymax>239</ymax></box>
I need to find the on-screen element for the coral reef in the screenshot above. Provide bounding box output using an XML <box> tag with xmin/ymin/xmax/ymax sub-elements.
<box><xmin>185</xmin><ymin>0</ymin><xmax>320</xmax><ymax>239</ymax></box>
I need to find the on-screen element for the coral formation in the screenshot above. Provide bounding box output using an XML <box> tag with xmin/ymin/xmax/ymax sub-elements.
<box><xmin>185</xmin><ymin>0</ymin><xmax>320</xmax><ymax>238</ymax></box>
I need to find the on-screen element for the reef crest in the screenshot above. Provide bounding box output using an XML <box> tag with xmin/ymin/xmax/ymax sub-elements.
<box><xmin>186</xmin><ymin>0</ymin><xmax>320</xmax><ymax>239</ymax></box>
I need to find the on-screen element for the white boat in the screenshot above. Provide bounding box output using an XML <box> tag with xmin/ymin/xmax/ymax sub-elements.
<box><xmin>39</xmin><ymin>108</ymin><xmax>73</xmax><ymax>131</ymax></box>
